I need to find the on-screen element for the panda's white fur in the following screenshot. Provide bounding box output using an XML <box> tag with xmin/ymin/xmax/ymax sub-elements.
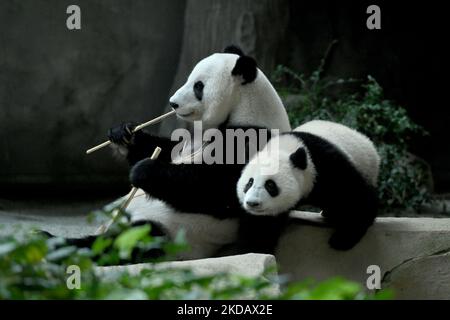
<box><xmin>169</xmin><ymin>53</ymin><xmax>291</xmax><ymax>131</ymax></box>
<box><xmin>237</xmin><ymin>133</ymin><xmax>317</xmax><ymax>216</ymax></box>
<box><xmin>111</xmin><ymin>190</ymin><xmax>239</xmax><ymax>260</ymax></box>
<box><xmin>111</xmin><ymin>51</ymin><xmax>291</xmax><ymax>260</ymax></box>
<box><xmin>237</xmin><ymin>120</ymin><xmax>380</xmax><ymax>217</ymax></box>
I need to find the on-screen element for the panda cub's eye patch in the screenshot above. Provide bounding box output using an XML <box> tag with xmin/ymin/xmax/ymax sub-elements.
<box><xmin>265</xmin><ymin>179</ymin><xmax>279</xmax><ymax>197</ymax></box>
<box><xmin>243</xmin><ymin>178</ymin><xmax>254</xmax><ymax>193</ymax></box>
<box><xmin>193</xmin><ymin>81</ymin><xmax>204</xmax><ymax>101</ymax></box>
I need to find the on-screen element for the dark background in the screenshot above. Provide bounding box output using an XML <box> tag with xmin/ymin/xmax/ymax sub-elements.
<box><xmin>0</xmin><ymin>0</ymin><xmax>448</xmax><ymax>199</ymax></box>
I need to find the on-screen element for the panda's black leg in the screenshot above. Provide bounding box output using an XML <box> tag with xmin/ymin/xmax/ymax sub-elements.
<box><xmin>328</xmin><ymin>224</ymin><xmax>371</xmax><ymax>251</ymax></box>
<box><xmin>233</xmin><ymin>214</ymin><xmax>289</xmax><ymax>255</ymax></box>
<box><xmin>326</xmin><ymin>184</ymin><xmax>378</xmax><ymax>250</ymax></box>
<box><xmin>327</xmin><ymin>206</ymin><xmax>377</xmax><ymax>251</ymax></box>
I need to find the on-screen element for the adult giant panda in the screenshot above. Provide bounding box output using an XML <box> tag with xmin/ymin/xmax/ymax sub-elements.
<box><xmin>237</xmin><ymin>120</ymin><xmax>380</xmax><ymax>250</ymax></box>
<box><xmin>68</xmin><ymin>46</ymin><xmax>291</xmax><ymax>260</ymax></box>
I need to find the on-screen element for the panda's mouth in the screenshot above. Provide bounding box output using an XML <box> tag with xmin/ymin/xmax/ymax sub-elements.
<box><xmin>245</xmin><ymin>206</ymin><xmax>267</xmax><ymax>215</ymax></box>
<box><xmin>177</xmin><ymin>110</ymin><xmax>196</xmax><ymax>118</ymax></box>
<box><xmin>245</xmin><ymin>205</ymin><xmax>282</xmax><ymax>216</ymax></box>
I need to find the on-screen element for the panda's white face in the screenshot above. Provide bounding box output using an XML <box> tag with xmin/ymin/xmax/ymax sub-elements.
<box><xmin>237</xmin><ymin>157</ymin><xmax>300</xmax><ymax>216</ymax></box>
<box><xmin>169</xmin><ymin>53</ymin><xmax>240</xmax><ymax>129</ymax></box>
<box><xmin>237</xmin><ymin>134</ymin><xmax>316</xmax><ymax>216</ymax></box>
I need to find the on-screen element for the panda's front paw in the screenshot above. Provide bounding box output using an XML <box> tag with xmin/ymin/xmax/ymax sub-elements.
<box><xmin>328</xmin><ymin>231</ymin><xmax>360</xmax><ymax>251</ymax></box>
<box><xmin>129</xmin><ymin>158</ymin><xmax>159</xmax><ymax>190</ymax></box>
<box><xmin>108</xmin><ymin>122</ymin><xmax>137</xmax><ymax>146</ymax></box>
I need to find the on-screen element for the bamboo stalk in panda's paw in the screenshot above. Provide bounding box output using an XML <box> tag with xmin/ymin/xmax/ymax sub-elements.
<box><xmin>85</xmin><ymin>110</ymin><xmax>175</xmax><ymax>154</ymax></box>
<box><xmin>95</xmin><ymin>146</ymin><xmax>162</xmax><ymax>234</ymax></box>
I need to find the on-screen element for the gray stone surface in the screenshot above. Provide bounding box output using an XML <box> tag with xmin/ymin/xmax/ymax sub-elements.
<box><xmin>1</xmin><ymin>205</ymin><xmax>449</xmax><ymax>299</ymax></box>
<box><xmin>382</xmin><ymin>251</ymin><xmax>450</xmax><ymax>300</ymax></box>
<box><xmin>278</xmin><ymin>211</ymin><xmax>450</xmax><ymax>299</ymax></box>
<box><xmin>97</xmin><ymin>253</ymin><xmax>277</xmax><ymax>279</ymax></box>
<box><xmin>0</xmin><ymin>197</ymin><xmax>110</xmax><ymax>237</ymax></box>
<box><xmin>96</xmin><ymin>253</ymin><xmax>280</xmax><ymax>298</ymax></box>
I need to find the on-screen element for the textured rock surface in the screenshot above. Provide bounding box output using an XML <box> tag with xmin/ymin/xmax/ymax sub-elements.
<box><xmin>96</xmin><ymin>253</ymin><xmax>280</xmax><ymax>298</ymax></box>
<box><xmin>277</xmin><ymin>211</ymin><xmax>450</xmax><ymax>299</ymax></box>
<box><xmin>382</xmin><ymin>251</ymin><xmax>450</xmax><ymax>300</ymax></box>
<box><xmin>96</xmin><ymin>253</ymin><xmax>277</xmax><ymax>279</ymax></box>
<box><xmin>0</xmin><ymin>0</ymin><xmax>185</xmax><ymax>190</ymax></box>
<box><xmin>1</xmin><ymin>1</ymin><xmax>449</xmax><ymax>193</ymax></box>
<box><xmin>1</xmin><ymin>205</ymin><xmax>449</xmax><ymax>299</ymax></box>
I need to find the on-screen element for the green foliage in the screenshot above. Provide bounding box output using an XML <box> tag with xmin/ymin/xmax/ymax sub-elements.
<box><xmin>0</xmin><ymin>210</ymin><xmax>392</xmax><ymax>300</ymax></box>
<box><xmin>272</xmin><ymin>49</ymin><xmax>432</xmax><ymax>212</ymax></box>
<box><xmin>279</xmin><ymin>277</ymin><xmax>393</xmax><ymax>300</ymax></box>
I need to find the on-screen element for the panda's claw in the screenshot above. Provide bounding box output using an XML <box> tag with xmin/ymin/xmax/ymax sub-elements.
<box><xmin>108</xmin><ymin>122</ymin><xmax>137</xmax><ymax>146</ymax></box>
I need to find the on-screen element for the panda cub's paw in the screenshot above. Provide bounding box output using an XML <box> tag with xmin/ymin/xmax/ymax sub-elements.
<box><xmin>108</xmin><ymin>122</ymin><xmax>137</xmax><ymax>146</ymax></box>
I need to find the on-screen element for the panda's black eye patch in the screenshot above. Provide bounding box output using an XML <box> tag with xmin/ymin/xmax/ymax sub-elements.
<box><xmin>193</xmin><ymin>81</ymin><xmax>204</xmax><ymax>101</ymax></box>
<box><xmin>265</xmin><ymin>179</ymin><xmax>279</xmax><ymax>197</ymax></box>
<box><xmin>243</xmin><ymin>178</ymin><xmax>254</xmax><ymax>193</ymax></box>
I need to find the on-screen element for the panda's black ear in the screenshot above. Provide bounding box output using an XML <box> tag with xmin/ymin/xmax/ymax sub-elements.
<box><xmin>223</xmin><ymin>45</ymin><xmax>244</xmax><ymax>56</ymax></box>
<box><xmin>231</xmin><ymin>55</ymin><xmax>257</xmax><ymax>85</ymax></box>
<box><xmin>290</xmin><ymin>147</ymin><xmax>308</xmax><ymax>170</ymax></box>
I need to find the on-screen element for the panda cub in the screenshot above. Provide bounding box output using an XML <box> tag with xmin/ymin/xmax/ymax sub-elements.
<box><xmin>237</xmin><ymin>120</ymin><xmax>380</xmax><ymax>250</ymax></box>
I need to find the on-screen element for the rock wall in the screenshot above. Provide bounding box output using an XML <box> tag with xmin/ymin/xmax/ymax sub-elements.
<box><xmin>1</xmin><ymin>203</ymin><xmax>449</xmax><ymax>299</ymax></box>
<box><xmin>0</xmin><ymin>0</ymin><xmax>186</xmax><ymax>192</ymax></box>
<box><xmin>160</xmin><ymin>0</ymin><xmax>290</xmax><ymax>135</ymax></box>
<box><xmin>277</xmin><ymin>212</ymin><xmax>450</xmax><ymax>299</ymax></box>
<box><xmin>1</xmin><ymin>1</ymin><xmax>449</xmax><ymax>194</ymax></box>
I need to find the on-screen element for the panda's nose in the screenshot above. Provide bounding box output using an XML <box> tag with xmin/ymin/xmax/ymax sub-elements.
<box><xmin>246</xmin><ymin>201</ymin><xmax>261</xmax><ymax>208</ymax></box>
<box><xmin>169</xmin><ymin>101</ymin><xmax>179</xmax><ymax>109</ymax></box>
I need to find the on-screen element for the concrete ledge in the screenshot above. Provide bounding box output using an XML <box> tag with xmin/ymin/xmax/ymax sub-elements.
<box><xmin>96</xmin><ymin>253</ymin><xmax>280</xmax><ymax>298</ymax></box>
<box><xmin>1</xmin><ymin>205</ymin><xmax>449</xmax><ymax>299</ymax></box>
<box><xmin>277</xmin><ymin>211</ymin><xmax>450</xmax><ymax>299</ymax></box>
<box><xmin>95</xmin><ymin>212</ymin><xmax>450</xmax><ymax>299</ymax></box>
<box><xmin>96</xmin><ymin>253</ymin><xmax>277</xmax><ymax>279</ymax></box>
<box><xmin>382</xmin><ymin>251</ymin><xmax>450</xmax><ymax>299</ymax></box>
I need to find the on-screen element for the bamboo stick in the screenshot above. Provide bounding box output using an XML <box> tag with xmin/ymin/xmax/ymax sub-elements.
<box><xmin>96</xmin><ymin>146</ymin><xmax>162</xmax><ymax>234</ymax></box>
<box><xmin>86</xmin><ymin>110</ymin><xmax>175</xmax><ymax>154</ymax></box>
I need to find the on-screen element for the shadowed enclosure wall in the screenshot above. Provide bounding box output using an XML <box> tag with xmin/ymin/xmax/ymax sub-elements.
<box><xmin>1</xmin><ymin>0</ymin><xmax>449</xmax><ymax>194</ymax></box>
<box><xmin>0</xmin><ymin>0</ymin><xmax>186</xmax><ymax>194</ymax></box>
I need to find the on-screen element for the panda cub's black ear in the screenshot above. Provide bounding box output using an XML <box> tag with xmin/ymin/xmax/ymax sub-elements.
<box><xmin>231</xmin><ymin>55</ymin><xmax>257</xmax><ymax>85</ymax></box>
<box><xmin>290</xmin><ymin>147</ymin><xmax>308</xmax><ymax>170</ymax></box>
<box><xmin>223</xmin><ymin>45</ymin><xmax>244</xmax><ymax>56</ymax></box>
